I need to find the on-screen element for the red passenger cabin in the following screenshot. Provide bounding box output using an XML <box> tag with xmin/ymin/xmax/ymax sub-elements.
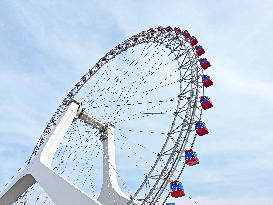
<box><xmin>166</xmin><ymin>26</ymin><xmax>173</xmax><ymax>32</ymax></box>
<box><xmin>202</xmin><ymin>75</ymin><xmax>213</xmax><ymax>88</ymax></box>
<box><xmin>174</xmin><ymin>27</ymin><xmax>182</xmax><ymax>35</ymax></box>
<box><xmin>200</xmin><ymin>96</ymin><xmax>213</xmax><ymax>110</ymax></box>
<box><xmin>185</xmin><ymin>149</ymin><xmax>199</xmax><ymax>166</ymax></box>
<box><xmin>189</xmin><ymin>36</ymin><xmax>198</xmax><ymax>46</ymax></box>
<box><xmin>199</xmin><ymin>58</ymin><xmax>211</xmax><ymax>69</ymax></box>
<box><xmin>170</xmin><ymin>180</ymin><xmax>185</xmax><ymax>198</ymax></box>
<box><xmin>195</xmin><ymin>45</ymin><xmax>205</xmax><ymax>56</ymax></box>
<box><xmin>195</xmin><ymin>121</ymin><xmax>209</xmax><ymax>136</ymax></box>
<box><xmin>182</xmin><ymin>30</ymin><xmax>191</xmax><ymax>39</ymax></box>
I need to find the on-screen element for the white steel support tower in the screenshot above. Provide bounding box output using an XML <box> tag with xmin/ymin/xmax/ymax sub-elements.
<box><xmin>0</xmin><ymin>100</ymin><xmax>137</xmax><ymax>205</ymax></box>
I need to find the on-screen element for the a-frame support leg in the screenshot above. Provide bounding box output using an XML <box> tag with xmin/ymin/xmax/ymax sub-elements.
<box><xmin>0</xmin><ymin>101</ymin><xmax>101</xmax><ymax>205</ymax></box>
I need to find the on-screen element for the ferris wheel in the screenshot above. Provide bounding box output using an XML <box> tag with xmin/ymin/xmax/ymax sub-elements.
<box><xmin>0</xmin><ymin>26</ymin><xmax>214</xmax><ymax>205</ymax></box>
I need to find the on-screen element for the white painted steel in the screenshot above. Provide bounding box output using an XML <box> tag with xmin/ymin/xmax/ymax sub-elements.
<box><xmin>29</xmin><ymin>162</ymin><xmax>101</xmax><ymax>205</ymax></box>
<box><xmin>0</xmin><ymin>172</ymin><xmax>35</xmax><ymax>205</ymax></box>
<box><xmin>78</xmin><ymin>111</ymin><xmax>138</xmax><ymax>205</ymax></box>
<box><xmin>0</xmin><ymin>100</ymin><xmax>137</xmax><ymax>205</ymax></box>
<box><xmin>97</xmin><ymin>124</ymin><xmax>136</xmax><ymax>205</ymax></box>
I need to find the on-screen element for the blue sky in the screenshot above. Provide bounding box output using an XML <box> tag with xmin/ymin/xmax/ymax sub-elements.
<box><xmin>0</xmin><ymin>0</ymin><xmax>273</xmax><ymax>204</ymax></box>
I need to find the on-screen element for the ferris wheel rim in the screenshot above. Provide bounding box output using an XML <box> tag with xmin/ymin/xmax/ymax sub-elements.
<box><xmin>137</xmin><ymin>38</ymin><xmax>204</xmax><ymax>204</ymax></box>
<box><xmin>29</xmin><ymin>26</ymin><xmax>205</xmax><ymax>204</ymax></box>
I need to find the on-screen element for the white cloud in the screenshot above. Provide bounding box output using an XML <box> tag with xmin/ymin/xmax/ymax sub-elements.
<box><xmin>1</xmin><ymin>0</ymin><xmax>273</xmax><ymax>204</ymax></box>
<box><xmin>212</xmin><ymin>57</ymin><xmax>273</xmax><ymax>102</ymax></box>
